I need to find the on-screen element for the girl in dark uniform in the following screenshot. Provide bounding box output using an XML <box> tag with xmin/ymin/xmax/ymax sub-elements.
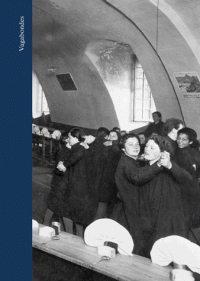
<box><xmin>114</xmin><ymin>134</ymin><xmax>193</xmax><ymax>257</ymax></box>
<box><xmin>175</xmin><ymin>127</ymin><xmax>200</xmax><ymax>230</ymax></box>
<box><xmin>143</xmin><ymin>135</ymin><xmax>193</xmax><ymax>255</ymax></box>
<box><xmin>114</xmin><ymin>134</ymin><xmax>163</xmax><ymax>256</ymax></box>
<box><xmin>57</xmin><ymin>127</ymin><xmax>98</xmax><ymax>237</ymax></box>
<box><xmin>45</xmin><ymin>131</ymin><xmax>71</xmax><ymax>230</ymax></box>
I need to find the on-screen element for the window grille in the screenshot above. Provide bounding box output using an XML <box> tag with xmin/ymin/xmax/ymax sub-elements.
<box><xmin>133</xmin><ymin>59</ymin><xmax>156</xmax><ymax>121</ymax></box>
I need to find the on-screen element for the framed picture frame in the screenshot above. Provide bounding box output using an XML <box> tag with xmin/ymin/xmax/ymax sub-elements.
<box><xmin>174</xmin><ymin>72</ymin><xmax>200</xmax><ymax>93</ymax></box>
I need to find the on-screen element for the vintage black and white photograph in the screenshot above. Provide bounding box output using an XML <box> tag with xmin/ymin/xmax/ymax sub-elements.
<box><xmin>32</xmin><ymin>1</ymin><xmax>200</xmax><ymax>281</ymax></box>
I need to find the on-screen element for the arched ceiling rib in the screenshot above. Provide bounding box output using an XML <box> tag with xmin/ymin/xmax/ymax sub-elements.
<box><xmin>149</xmin><ymin>0</ymin><xmax>200</xmax><ymax>65</ymax></box>
<box><xmin>32</xmin><ymin>0</ymin><xmax>200</xmax><ymax>134</ymax></box>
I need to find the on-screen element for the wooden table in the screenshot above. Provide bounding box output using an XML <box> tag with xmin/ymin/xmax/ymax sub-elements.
<box><xmin>32</xmin><ymin>228</ymin><xmax>171</xmax><ymax>281</ymax></box>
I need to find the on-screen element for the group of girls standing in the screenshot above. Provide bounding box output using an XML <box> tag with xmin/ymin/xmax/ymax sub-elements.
<box><xmin>45</xmin><ymin>124</ymin><xmax>200</xmax><ymax>258</ymax></box>
<box><xmin>112</xmin><ymin>126</ymin><xmax>200</xmax><ymax>257</ymax></box>
<box><xmin>47</xmin><ymin>128</ymin><xmax>98</xmax><ymax>236</ymax></box>
<box><xmin>46</xmin><ymin>126</ymin><xmax>121</xmax><ymax>236</ymax></box>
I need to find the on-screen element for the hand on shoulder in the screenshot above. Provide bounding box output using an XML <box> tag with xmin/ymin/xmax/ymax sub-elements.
<box><xmin>80</xmin><ymin>142</ymin><xmax>89</xmax><ymax>149</ymax></box>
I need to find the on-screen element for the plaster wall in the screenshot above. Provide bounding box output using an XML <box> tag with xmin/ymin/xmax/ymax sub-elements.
<box><xmin>33</xmin><ymin>0</ymin><xmax>200</xmax><ymax>135</ymax></box>
<box><xmin>108</xmin><ymin>0</ymin><xmax>200</xmax><ymax>135</ymax></box>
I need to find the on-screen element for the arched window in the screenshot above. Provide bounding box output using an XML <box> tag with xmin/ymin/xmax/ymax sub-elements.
<box><xmin>85</xmin><ymin>41</ymin><xmax>157</xmax><ymax>130</ymax></box>
<box><xmin>32</xmin><ymin>72</ymin><xmax>49</xmax><ymax>118</ymax></box>
<box><xmin>133</xmin><ymin>59</ymin><xmax>156</xmax><ymax>121</ymax></box>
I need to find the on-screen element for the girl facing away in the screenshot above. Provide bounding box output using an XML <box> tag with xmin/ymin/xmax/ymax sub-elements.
<box><xmin>44</xmin><ymin>131</ymin><xmax>71</xmax><ymax>230</ymax></box>
<box><xmin>56</xmin><ymin>127</ymin><xmax>98</xmax><ymax>237</ymax></box>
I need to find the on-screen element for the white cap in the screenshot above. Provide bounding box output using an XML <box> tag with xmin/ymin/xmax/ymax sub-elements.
<box><xmin>150</xmin><ymin>235</ymin><xmax>200</xmax><ymax>274</ymax></box>
<box><xmin>84</xmin><ymin>218</ymin><xmax>134</xmax><ymax>256</ymax></box>
<box><xmin>52</xmin><ymin>130</ymin><xmax>61</xmax><ymax>140</ymax></box>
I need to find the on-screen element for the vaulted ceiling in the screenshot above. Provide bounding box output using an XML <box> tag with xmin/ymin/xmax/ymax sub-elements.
<box><xmin>33</xmin><ymin>0</ymin><xmax>200</xmax><ymax>134</ymax></box>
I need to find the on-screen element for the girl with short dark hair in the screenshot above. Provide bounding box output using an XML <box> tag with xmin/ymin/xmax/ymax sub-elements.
<box><xmin>114</xmin><ymin>134</ymin><xmax>193</xmax><ymax>257</ymax></box>
<box><xmin>175</xmin><ymin>127</ymin><xmax>200</xmax><ymax>229</ymax></box>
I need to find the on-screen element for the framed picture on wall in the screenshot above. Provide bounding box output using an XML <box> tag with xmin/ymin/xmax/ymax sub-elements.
<box><xmin>174</xmin><ymin>72</ymin><xmax>200</xmax><ymax>93</ymax></box>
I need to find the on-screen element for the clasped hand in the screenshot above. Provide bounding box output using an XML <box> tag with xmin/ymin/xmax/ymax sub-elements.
<box><xmin>57</xmin><ymin>161</ymin><xmax>66</xmax><ymax>172</ymax></box>
<box><xmin>158</xmin><ymin>151</ymin><xmax>172</xmax><ymax>169</ymax></box>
